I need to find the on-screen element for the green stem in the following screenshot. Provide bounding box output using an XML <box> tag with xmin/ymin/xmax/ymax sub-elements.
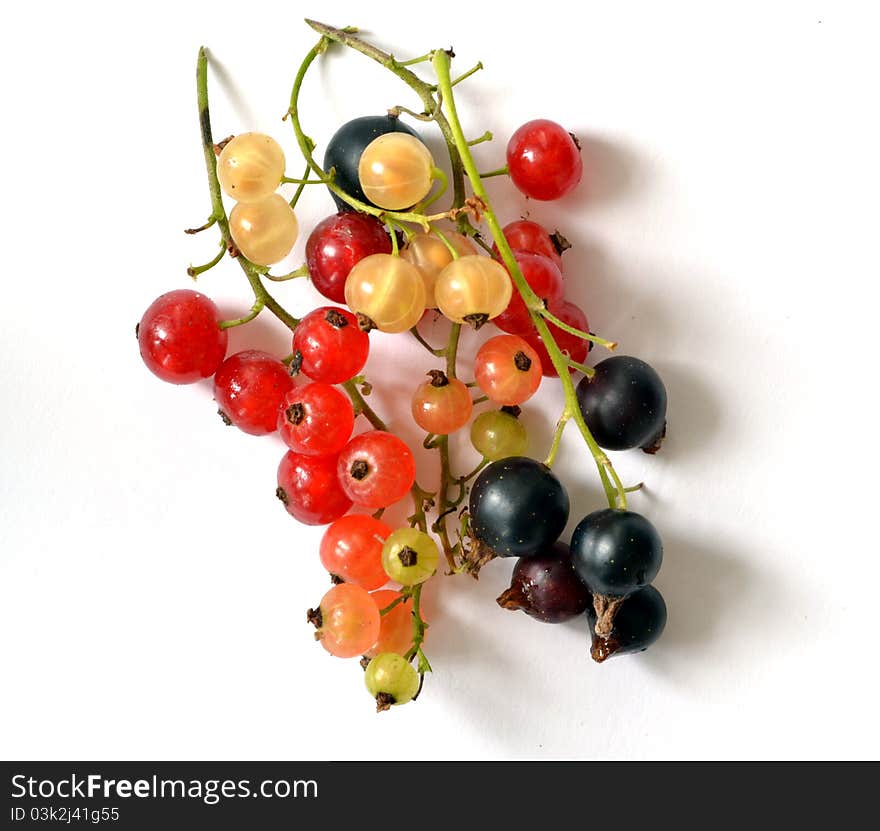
<box><xmin>265</xmin><ymin>264</ymin><xmax>309</xmax><ymax>282</ymax></box>
<box><xmin>566</xmin><ymin>358</ymin><xmax>596</xmax><ymax>378</ymax></box>
<box><xmin>544</xmin><ymin>413</ymin><xmax>570</xmax><ymax>467</ymax></box>
<box><xmin>540</xmin><ymin>307</ymin><xmax>618</xmax><ymax>351</ymax></box>
<box><xmin>451</xmin><ymin>61</ymin><xmax>483</xmax><ymax>86</ymax></box>
<box><xmin>288</xmin><ymin>162</ymin><xmax>313</xmax><ymax>209</ymax></box>
<box><xmin>187</xmin><ymin>242</ymin><xmax>226</xmax><ymax>278</ymax></box>
<box><xmin>479</xmin><ymin>166</ymin><xmax>509</xmax><ymax>178</ymax></box>
<box><xmin>410</xmin><ymin>327</ymin><xmax>444</xmax><ymax>357</ymax></box>
<box><xmin>467</xmin><ymin>131</ymin><xmax>493</xmax><ymax>146</ymax></box>
<box><xmin>219</xmin><ymin>299</ymin><xmax>265</xmax><ymax>329</ymax></box>
<box><xmin>431</xmin><ymin>49</ymin><xmax>626</xmax><ymax>511</ymax></box>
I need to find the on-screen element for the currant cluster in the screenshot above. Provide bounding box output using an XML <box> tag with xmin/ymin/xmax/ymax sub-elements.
<box><xmin>137</xmin><ymin>21</ymin><xmax>673</xmax><ymax>712</ymax></box>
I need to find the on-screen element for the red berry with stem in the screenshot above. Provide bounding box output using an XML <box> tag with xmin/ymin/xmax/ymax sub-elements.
<box><xmin>278</xmin><ymin>382</ymin><xmax>355</xmax><ymax>456</ymax></box>
<box><xmin>213</xmin><ymin>350</ymin><xmax>294</xmax><ymax>435</ymax></box>
<box><xmin>492</xmin><ymin>220</ymin><xmax>564</xmax><ymax>272</ymax></box>
<box><xmin>507</xmin><ymin>119</ymin><xmax>583</xmax><ymax>201</ymax></box>
<box><xmin>319</xmin><ymin>515</ymin><xmax>391</xmax><ymax>590</ymax></box>
<box><xmin>366</xmin><ymin>589</ymin><xmax>418</xmax><ymax>658</ymax></box>
<box><xmin>306</xmin><ymin>213</ymin><xmax>393</xmax><ymax>304</ymax></box>
<box><xmin>337</xmin><ymin>431</ymin><xmax>416</xmax><ymax>509</ymax></box>
<box><xmin>524</xmin><ymin>301</ymin><xmax>590</xmax><ymax>377</ymax></box>
<box><xmin>308</xmin><ymin>583</ymin><xmax>381</xmax><ymax>659</ymax></box>
<box><xmin>291</xmin><ymin>306</ymin><xmax>369</xmax><ymax>384</ymax></box>
<box><xmin>137</xmin><ymin>289</ymin><xmax>227</xmax><ymax>384</ymax></box>
<box><xmin>474</xmin><ymin>335</ymin><xmax>542</xmax><ymax>406</ymax></box>
<box><xmin>277</xmin><ymin>450</ymin><xmax>352</xmax><ymax>526</ymax></box>
<box><xmin>411</xmin><ymin>370</ymin><xmax>473</xmax><ymax>435</ymax></box>
<box><xmin>493</xmin><ymin>250</ymin><xmax>565</xmax><ymax>335</ymax></box>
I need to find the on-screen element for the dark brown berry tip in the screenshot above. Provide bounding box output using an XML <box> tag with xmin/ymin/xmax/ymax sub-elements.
<box><xmin>350</xmin><ymin>459</ymin><xmax>369</xmax><ymax>480</ymax></box>
<box><xmin>356</xmin><ymin>312</ymin><xmax>376</xmax><ymax>333</ymax></box>
<box><xmin>217</xmin><ymin>409</ymin><xmax>233</xmax><ymax>426</ymax></box>
<box><xmin>288</xmin><ymin>350</ymin><xmax>303</xmax><ymax>377</ymax></box>
<box><xmin>513</xmin><ymin>350</ymin><xmax>532</xmax><ymax>372</ymax></box>
<box><xmin>285</xmin><ymin>402</ymin><xmax>305</xmax><ymax>425</ymax></box>
<box><xmin>550</xmin><ymin>230</ymin><xmax>571</xmax><ymax>256</ymax></box>
<box><xmin>325</xmin><ymin>308</ymin><xmax>348</xmax><ymax>329</ymax></box>
<box><xmin>397</xmin><ymin>546</ymin><xmax>418</xmax><ymax>567</ymax></box>
<box><xmin>275</xmin><ymin>486</ymin><xmax>289</xmax><ymax>506</ymax></box>
<box><xmin>306</xmin><ymin>607</ymin><xmax>322</xmax><ymax>629</ymax></box>
<box><xmin>590</xmin><ymin>634</ymin><xmax>621</xmax><ymax>663</ymax></box>
<box><xmin>500</xmin><ymin>405</ymin><xmax>522</xmax><ymax>418</ymax></box>
<box><xmin>427</xmin><ymin>369</ymin><xmax>449</xmax><ymax>387</ymax></box>
<box><xmin>375</xmin><ymin>692</ymin><xmax>396</xmax><ymax>712</ymax></box>
<box><xmin>641</xmin><ymin>421</ymin><xmax>667</xmax><ymax>455</ymax></box>
<box><xmin>496</xmin><ymin>583</ymin><xmax>528</xmax><ymax>612</ymax></box>
<box><xmin>463</xmin><ymin>313</ymin><xmax>489</xmax><ymax>330</ymax></box>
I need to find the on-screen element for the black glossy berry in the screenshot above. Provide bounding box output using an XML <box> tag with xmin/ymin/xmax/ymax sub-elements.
<box><xmin>496</xmin><ymin>543</ymin><xmax>590</xmax><ymax>623</ymax></box>
<box><xmin>586</xmin><ymin>585</ymin><xmax>667</xmax><ymax>662</ymax></box>
<box><xmin>575</xmin><ymin>356</ymin><xmax>667</xmax><ymax>451</ymax></box>
<box><xmin>323</xmin><ymin>115</ymin><xmax>420</xmax><ymax>211</ymax></box>
<box><xmin>570</xmin><ymin>509</ymin><xmax>662</xmax><ymax>597</ymax></box>
<box><xmin>468</xmin><ymin>457</ymin><xmax>569</xmax><ymax>558</ymax></box>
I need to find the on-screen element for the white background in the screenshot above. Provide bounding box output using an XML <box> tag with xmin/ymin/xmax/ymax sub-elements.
<box><xmin>2</xmin><ymin>0</ymin><xmax>878</xmax><ymax>760</ymax></box>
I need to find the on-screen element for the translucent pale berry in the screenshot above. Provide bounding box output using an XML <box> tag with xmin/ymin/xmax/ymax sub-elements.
<box><xmin>434</xmin><ymin>255</ymin><xmax>512</xmax><ymax>327</ymax></box>
<box><xmin>507</xmin><ymin>119</ymin><xmax>583</xmax><ymax>201</ymax></box>
<box><xmin>319</xmin><ymin>515</ymin><xmax>391</xmax><ymax>591</ymax></box>
<box><xmin>229</xmin><ymin>194</ymin><xmax>298</xmax><ymax>266</ymax></box>
<box><xmin>358</xmin><ymin>133</ymin><xmax>435</xmax><ymax>210</ymax></box>
<box><xmin>344</xmin><ymin>253</ymin><xmax>426</xmax><ymax>334</ymax></box>
<box><xmin>366</xmin><ymin>590</ymin><xmax>416</xmax><ymax>658</ymax></box>
<box><xmin>277</xmin><ymin>451</ymin><xmax>352</xmax><ymax>526</ymax></box>
<box><xmin>306</xmin><ymin>213</ymin><xmax>392</xmax><ymax>304</ymax></box>
<box><xmin>474</xmin><ymin>335</ymin><xmax>542</xmax><ymax>406</ymax></box>
<box><xmin>492</xmin><ymin>220</ymin><xmax>564</xmax><ymax>272</ymax></box>
<box><xmin>381</xmin><ymin>528</ymin><xmax>440</xmax><ymax>586</ymax></box>
<box><xmin>411</xmin><ymin>371</ymin><xmax>473</xmax><ymax>435</ymax></box>
<box><xmin>470</xmin><ymin>410</ymin><xmax>529</xmax><ymax>461</ymax></box>
<box><xmin>217</xmin><ymin>132</ymin><xmax>285</xmax><ymax>203</ymax></box>
<box><xmin>277</xmin><ymin>382</ymin><xmax>354</xmax><ymax>455</ymax></box>
<box><xmin>493</xmin><ymin>251</ymin><xmax>565</xmax><ymax>336</ymax></box>
<box><xmin>213</xmin><ymin>350</ymin><xmax>294</xmax><ymax>435</ymax></box>
<box><xmin>402</xmin><ymin>230</ymin><xmax>477</xmax><ymax>308</ymax></box>
<box><xmin>310</xmin><ymin>583</ymin><xmax>380</xmax><ymax>659</ymax></box>
<box><xmin>292</xmin><ymin>307</ymin><xmax>369</xmax><ymax>384</ymax></box>
<box><xmin>337</xmin><ymin>431</ymin><xmax>416</xmax><ymax>509</ymax></box>
<box><xmin>137</xmin><ymin>290</ymin><xmax>227</xmax><ymax>384</ymax></box>
<box><xmin>364</xmin><ymin>653</ymin><xmax>420</xmax><ymax>710</ymax></box>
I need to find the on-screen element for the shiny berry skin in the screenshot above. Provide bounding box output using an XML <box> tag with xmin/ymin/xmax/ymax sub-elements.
<box><xmin>228</xmin><ymin>194</ymin><xmax>298</xmax><ymax>266</ymax></box>
<box><xmin>323</xmin><ymin>115</ymin><xmax>420</xmax><ymax>211</ymax></box>
<box><xmin>381</xmin><ymin>528</ymin><xmax>440</xmax><ymax>586</ymax></box>
<box><xmin>576</xmin><ymin>356</ymin><xmax>668</xmax><ymax>451</ymax></box>
<box><xmin>309</xmin><ymin>583</ymin><xmax>380</xmax><ymax>659</ymax></box>
<box><xmin>344</xmin><ymin>253</ymin><xmax>426</xmax><ymax>334</ymax></box>
<box><xmin>364</xmin><ymin>652</ymin><xmax>420</xmax><ymax>710</ymax></box>
<box><xmin>496</xmin><ymin>543</ymin><xmax>591</xmax><ymax>623</ymax></box>
<box><xmin>337</xmin><ymin>431</ymin><xmax>416</xmax><ymax>509</ymax></box>
<box><xmin>492</xmin><ymin>220</ymin><xmax>563</xmax><ymax>272</ymax></box>
<box><xmin>216</xmin><ymin>132</ymin><xmax>285</xmax><ymax>203</ymax></box>
<box><xmin>366</xmin><ymin>590</ymin><xmax>416</xmax><ymax>658</ymax></box>
<box><xmin>411</xmin><ymin>371</ymin><xmax>473</xmax><ymax>434</ymax></box>
<box><xmin>570</xmin><ymin>509</ymin><xmax>663</xmax><ymax>598</ymax></box>
<box><xmin>291</xmin><ymin>307</ymin><xmax>369</xmax><ymax>384</ymax></box>
<box><xmin>469</xmin><ymin>457</ymin><xmax>570</xmax><ymax>558</ymax></box>
<box><xmin>402</xmin><ymin>230</ymin><xmax>477</xmax><ymax>308</ymax></box>
<box><xmin>358</xmin><ymin>133</ymin><xmax>435</xmax><ymax>210</ymax></box>
<box><xmin>277</xmin><ymin>450</ymin><xmax>352</xmax><ymax>526</ymax></box>
<box><xmin>306</xmin><ymin>213</ymin><xmax>392</xmax><ymax>304</ymax></box>
<box><xmin>506</xmin><ymin>119</ymin><xmax>583</xmax><ymax>201</ymax></box>
<box><xmin>493</xmin><ymin>251</ymin><xmax>565</xmax><ymax>335</ymax></box>
<box><xmin>586</xmin><ymin>585</ymin><xmax>667</xmax><ymax>662</ymax></box>
<box><xmin>277</xmin><ymin>383</ymin><xmax>354</xmax><ymax>456</ymax></box>
<box><xmin>213</xmin><ymin>350</ymin><xmax>293</xmax><ymax>435</ymax></box>
<box><xmin>434</xmin><ymin>255</ymin><xmax>513</xmax><ymax>327</ymax></box>
<box><xmin>319</xmin><ymin>515</ymin><xmax>391</xmax><ymax>590</ymax></box>
<box><xmin>137</xmin><ymin>290</ymin><xmax>227</xmax><ymax>384</ymax></box>
<box><xmin>470</xmin><ymin>410</ymin><xmax>528</xmax><ymax>461</ymax></box>
<box><xmin>474</xmin><ymin>335</ymin><xmax>542</xmax><ymax>406</ymax></box>
<box><xmin>524</xmin><ymin>300</ymin><xmax>590</xmax><ymax>377</ymax></box>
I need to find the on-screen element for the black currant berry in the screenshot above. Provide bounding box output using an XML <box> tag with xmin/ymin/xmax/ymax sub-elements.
<box><xmin>468</xmin><ymin>457</ymin><xmax>569</xmax><ymax>562</ymax></box>
<box><xmin>323</xmin><ymin>115</ymin><xmax>420</xmax><ymax>211</ymax></box>
<box><xmin>496</xmin><ymin>543</ymin><xmax>590</xmax><ymax>623</ymax></box>
<box><xmin>570</xmin><ymin>508</ymin><xmax>663</xmax><ymax>598</ymax></box>
<box><xmin>585</xmin><ymin>585</ymin><xmax>667</xmax><ymax>662</ymax></box>
<box><xmin>575</xmin><ymin>356</ymin><xmax>667</xmax><ymax>452</ymax></box>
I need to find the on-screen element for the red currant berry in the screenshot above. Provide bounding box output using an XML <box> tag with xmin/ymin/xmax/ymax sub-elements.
<box><xmin>213</xmin><ymin>350</ymin><xmax>294</xmax><ymax>435</ymax></box>
<box><xmin>493</xmin><ymin>251</ymin><xmax>565</xmax><ymax>336</ymax></box>
<box><xmin>137</xmin><ymin>289</ymin><xmax>227</xmax><ymax>384</ymax></box>
<box><xmin>506</xmin><ymin>119</ymin><xmax>583</xmax><ymax>201</ymax></box>
<box><xmin>492</xmin><ymin>220</ymin><xmax>564</xmax><ymax>272</ymax></box>
<box><xmin>277</xmin><ymin>450</ymin><xmax>352</xmax><ymax>526</ymax></box>
<box><xmin>411</xmin><ymin>371</ymin><xmax>473</xmax><ymax>435</ymax></box>
<box><xmin>474</xmin><ymin>335</ymin><xmax>542</xmax><ymax>405</ymax></box>
<box><xmin>320</xmin><ymin>515</ymin><xmax>391</xmax><ymax>590</ymax></box>
<box><xmin>524</xmin><ymin>301</ymin><xmax>590</xmax><ymax>377</ymax></box>
<box><xmin>278</xmin><ymin>382</ymin><xmax>355</xmax><ymax>456</ymax></box>
<box><xmin>291</xmin><ymin>307</ymin><xmax>369</xmax><ymax>384</ymax></box>
<box><xmin>306</xmin><ymin>213</ymin><xmax>392</xmax><ymax>304</ymax></box>
<box><xmin>337</xmin><ymin>431</ymin><xmax>416</xmax><ymax>509</ymax></box>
